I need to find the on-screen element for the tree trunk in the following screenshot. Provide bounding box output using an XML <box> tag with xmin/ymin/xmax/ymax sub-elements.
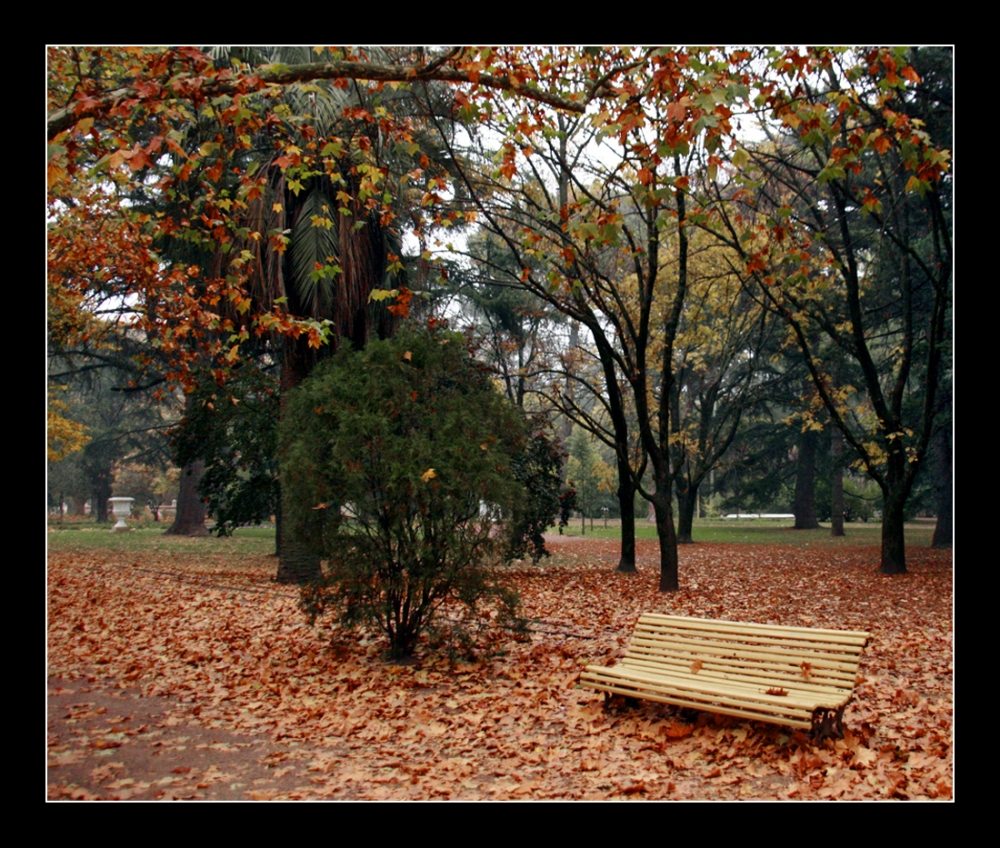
<box><xmin>830</xmin><ymin>426</ymin><xmax>845</xmax><ymax>537</ymax></box>
<box><xmin>164</xmin><ymin>459</ymin><xmax>209</xmax><ymax>536</ymax></box>
<box><xmin>615</xmin><ymin>480</ymin><xmax>637</xmax><ymax>573</ymax></box>
<box><xmin>559</xmin><ymin>320</ymin><xmax>580</xmax><ymax>484</ymax></box>
<box><xmin>931</xmin><ymin>421</ymin><xmax>952</xmax><ymax>549</ymax></box>
<box><xmin>793</xmin><ymin>428</ymin><xmax>820</xmax><ymax>529</ymax></box>
<box><xmin>676</xmin><ymin>480</ymin><xmax>697</xmax><ymax>544</ymax></box>
<box><xmin>880</xmin><ymin>491</ymin><xmax>908</xmax><ymax>574</ymax></box>
<box><xmin>650</xmin><ymin>484</ymin><xmax>679</xmax><ymax>592</ymax></box>
<box><xmin>274</xmin><ymin>534</ymin><xmax>324</xmax><ymax>584</ymax></box>
<box><xmin>273</xmin><ymin>497</ymin><xmax>283</xmax><ymax>557</ymax></box>
<box><xmin>93</xmin><ymin>471</ymin><xmax>112</xmax><ymax>523</ymax></box>
<box><xmin>274</xmin><ymin>334</ymin><xmax>323</xmax><ymax>584</ymax></box>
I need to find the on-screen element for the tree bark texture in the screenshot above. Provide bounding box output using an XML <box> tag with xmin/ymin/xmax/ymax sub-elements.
<box><xmin>676</xmin><ymin>482</ymin><xmax>698</xmax><ymax>544</ymax></box>
<box><xmin>92</xmin><ymin>471</ymin><xmax>112</xmax><ymax>523</ymax></box>
<box><xmin>931</xmin><ymin>421</ymin><xmax>952</xmax><ymax>549</ymax></box>
<box><xmin>164</xmin><ymin>459</ymin><xmax>209</xmax><ymax>536</ymax></box>
<box><xmin>830</xmin><ymin>426</ymin><xmax>845</xmax><ymax>537</ymax></box>
<box><xmin>616</xmin><ymin>480</ymin><xmax>637</xmax><ymax>573</ymax></box>
<box><xmin>274</xmin><ymin>333</ymin><xmax>324</xmax><ymax>584</ymax></box>
<box><xmin>793</xmin><ymin>428</ymin><xmax>820</xmax><ymax>530</ymax></box>
<box><xmin>879</xmin><ymin>492</ymin><xmax>908</xmax><ymax>574</ymax></box>
<box><xmin>650</xmin><ymin>485</ymin><xmax>679</xmax><ymax>592</ymax></box>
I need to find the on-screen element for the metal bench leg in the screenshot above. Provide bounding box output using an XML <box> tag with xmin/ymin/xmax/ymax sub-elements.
<box><xmin>811</xmin><ymin>706</ymin><xmax>846</xmax><ymax>741</ymax></box>
<box><xmin>602</xmin><ymin>691</ymin><xmax>639</xmax><ymax>711</ymax></box>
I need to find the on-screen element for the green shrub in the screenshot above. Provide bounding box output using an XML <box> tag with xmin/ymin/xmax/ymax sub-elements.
<box><xmin>172</xmin><ymin>367</ymin><xmax>280</xmax><ymax>536</ymax></box>
<box><xmin>283</xmin><ymin>324</ymin><xmax>530</xmax><ymax>659</ymax></box>
<box><xmin>505</xmin><ymin>413</ymin><xmax>567</xmax><ymax>562</ymax></box>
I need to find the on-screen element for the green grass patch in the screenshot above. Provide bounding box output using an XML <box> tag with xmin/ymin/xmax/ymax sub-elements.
<box><xmin>47</xmin><ymin>518</ymin><xmax>937</xmax><ymax>561</ymax></box>
<box><xmin>46</xmin><ymin>524</ymin><xmax>277</xmax><ymax>559</ymax></box>
<box><xmin>557</xmin><ymin>519</ymin><xmax>936</xmax><ymax>549</ymax></box>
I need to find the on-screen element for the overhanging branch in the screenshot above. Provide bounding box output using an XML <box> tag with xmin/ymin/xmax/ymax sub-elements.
<box><xmin>48</xmin><ymin>54</ymin><xmax>591</xmax><ymax>140</ymax></box>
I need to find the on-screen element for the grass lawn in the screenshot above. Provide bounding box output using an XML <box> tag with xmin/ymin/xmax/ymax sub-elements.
<box><xmin>47</xmin><ymin>516</ymin><xmax>938</xmax><ymax>553</ymax></box>
<box><xmin>554</xmin><ymin>518</ymin><xmax>937</xmax><ymax>548</ymax></box>
<box><xmin>47</xmin><ymin>522</ymin><xmax>276</xmax><ymax>558</ymax></box>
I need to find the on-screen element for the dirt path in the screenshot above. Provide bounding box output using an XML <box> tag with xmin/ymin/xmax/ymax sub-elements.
<box><xmin>48</xmin><ymin>673</ymin><xmax>343</xmax><ymax>800</ymax></box>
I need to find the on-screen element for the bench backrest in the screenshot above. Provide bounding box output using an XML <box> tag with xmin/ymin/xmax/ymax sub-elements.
<box><xmin>623</xmin><ymin>614</ymin><xmax>870</xmax><ymax>699</ymax></box>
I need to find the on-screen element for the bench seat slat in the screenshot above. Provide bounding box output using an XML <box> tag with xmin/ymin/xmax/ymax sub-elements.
<box><xmin>618</xmin><ymin>657</ymin><xmax>857</xmax><ymax>695</ymax></box>
<box><xmin>625</xmin><ymin>651</ymin><xmax>861</xmax><ymax>685</ymax></box>
<box><xmin>630</xmin><ymin>629</ymin><xmax>867</xmax><ymax>657</ymax></box>
<box><xmin>638</xmin><ymin>613</ymin><xmax>870</xmax><ymax>643</ymax></box>
<box><xmin>583</xmin><ymin>664</ymin><xmax>846</xmax><ymax>711</ymax></box>
<box><xmin>627</xmin><ymin>638</ymin><xmax>864</xmax><ymax>674</ymax></box>
<box><xmin>585</xmin><ymin>681</ymin><xmax>814</xmax><ymax>730</ymax></box>
<box><xmin>633</xmin><ymin>623</ymin><xmax>867</xmax><ymax>648</ymax></box>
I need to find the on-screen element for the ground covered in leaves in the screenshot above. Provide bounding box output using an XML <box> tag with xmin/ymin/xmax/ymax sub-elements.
<box><xmin>47</xmin><ymin>534</ymin><xmax>952</xmax><ymax>800</ymax></box>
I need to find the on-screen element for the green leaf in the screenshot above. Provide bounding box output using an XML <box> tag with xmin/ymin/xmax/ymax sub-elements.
<box><xmin>817</xmin><ymin>165</ymin><xmax>846</xmax><ymax>184</ymax></box>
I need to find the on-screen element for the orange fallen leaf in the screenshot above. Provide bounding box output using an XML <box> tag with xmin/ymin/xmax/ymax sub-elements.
<box><xmin>663</xmin><ymin>722</ymin><xmax>694</xmax><ymax>739</ymax></box>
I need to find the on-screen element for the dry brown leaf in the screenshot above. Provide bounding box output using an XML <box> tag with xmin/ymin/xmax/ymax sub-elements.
<box><xmin>663</xmin><ymin>722</ymin><xmax>694</xmax><ymax>739</ymax></box>
<box><xmin>47</xmin><ymin>533</ymin><xmax>952</xmax><ymax>801</ymax></box>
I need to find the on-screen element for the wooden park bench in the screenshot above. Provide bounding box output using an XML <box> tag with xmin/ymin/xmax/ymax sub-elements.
<box><xmin>580</xmin><ymin>613</ymin><xmax>870</xmax><ymax>739</ymax></box>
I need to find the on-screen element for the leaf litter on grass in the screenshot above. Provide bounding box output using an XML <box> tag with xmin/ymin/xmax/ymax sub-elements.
<box><xmin>47</xmin><ymin>535</ymin><xmax>952</xmax><ymax>800</ymax></box>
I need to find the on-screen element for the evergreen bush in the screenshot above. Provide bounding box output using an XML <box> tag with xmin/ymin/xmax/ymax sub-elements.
<box><xmin>283</xmin><ymin>324</ymin><xmax>530</xmax><ymax>659</ymax></box>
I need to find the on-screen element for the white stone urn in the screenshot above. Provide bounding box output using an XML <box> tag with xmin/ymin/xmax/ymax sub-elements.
<box><xmin>109</xmin><ymin>497</ymin><xmax>135</xmax><ymax>532</ymax></box>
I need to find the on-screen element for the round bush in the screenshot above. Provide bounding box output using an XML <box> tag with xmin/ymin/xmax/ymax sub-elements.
<box><xmin>282</xmin><ymin>324</ymin><xmax>530</xmax><ymax>659</ymax></box>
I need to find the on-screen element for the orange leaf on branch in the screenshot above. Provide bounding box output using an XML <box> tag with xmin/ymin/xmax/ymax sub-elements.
<box><xmin>387</xmin><ymin>286</ymin><xmax>413</xmax><ymax>318</ymax></box>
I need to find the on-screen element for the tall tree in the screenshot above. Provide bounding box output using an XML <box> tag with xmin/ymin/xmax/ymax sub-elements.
<box><xmin>434</xmin><ymin>49</ymin><xmax>758</xmax><ymax>588</ymax></box>
<box><xmin>667</xmin><ymin>235</ymin><xmax>778</xmax><ymax>542</ymax></box>
<box><xmin>706</xmin><ymin>47</ymin><xmax>951</xmax><ymax>574</ymax></box>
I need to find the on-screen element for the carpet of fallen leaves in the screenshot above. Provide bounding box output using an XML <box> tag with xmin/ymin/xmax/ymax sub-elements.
<box><xmin>48</xmin><ymin>535</ymin><xmax>952</xmax><ymax>800</ymax></box>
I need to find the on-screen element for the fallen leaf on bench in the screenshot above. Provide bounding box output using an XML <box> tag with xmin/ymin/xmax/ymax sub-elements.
<box><xmin>690</xmin><ymin>660</ymin><xmax>703</xmax><ymax>674</ymax></box>
<box><xmin>800</xmin><ymin>662</ymin><xmax>812</xmax><ymax>679</ymax></box>
<box><xmin>765</xmin><ymin>687</ymin><xmax>789</xmax><ymax>696</ymax></box>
